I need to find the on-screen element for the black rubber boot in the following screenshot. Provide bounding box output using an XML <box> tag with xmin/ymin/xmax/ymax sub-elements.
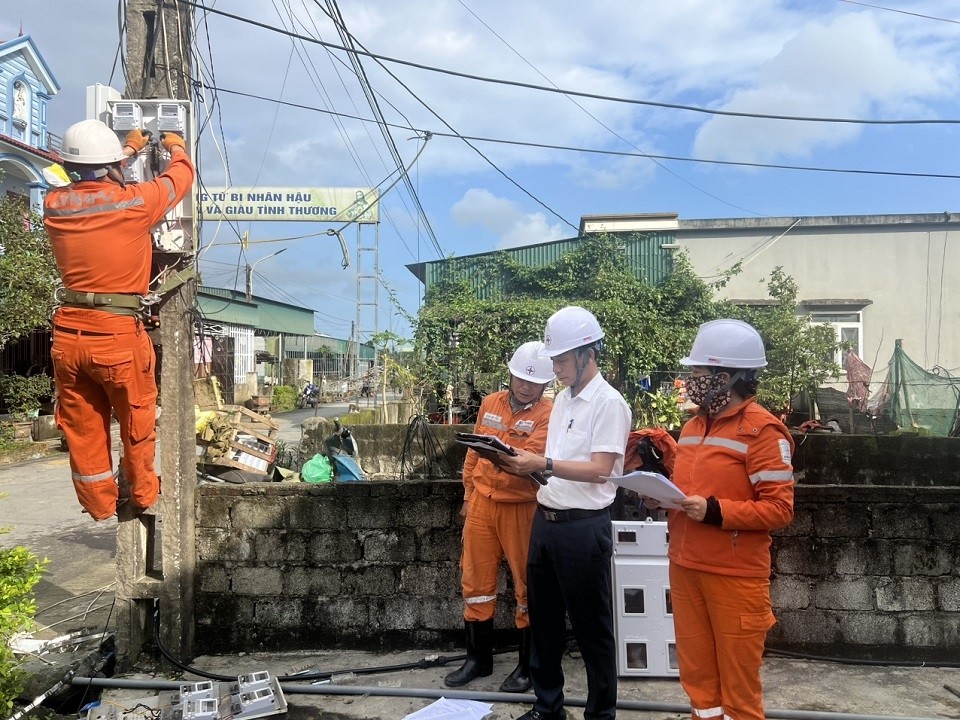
<box><xmin>444</xmin><ymin>619</ymin><xmax>494</xmax><ymax>687</ymax></box>
<box><xmin>499</xmin><ymin>626</ymin><xmax>532</xmax><ymax>692</ymax></box>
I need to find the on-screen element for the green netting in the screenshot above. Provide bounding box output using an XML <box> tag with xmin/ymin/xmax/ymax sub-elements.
<box><xmin>886</xmin><ymin>340</ymin><xmax>960</xmax><ymax>436</ymax></box>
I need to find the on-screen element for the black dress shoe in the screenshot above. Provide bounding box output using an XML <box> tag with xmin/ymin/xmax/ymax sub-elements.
<box><xmin>516</xmin><ymin>709</ymin><xmax>566</xmax><ymax>720</ymax></box>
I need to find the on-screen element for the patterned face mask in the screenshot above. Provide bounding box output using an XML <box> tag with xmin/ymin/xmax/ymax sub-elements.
<box><xmin>686</xmin><ymin>373</ymin><xmax>731</xmax><ymax>415</ymax></box>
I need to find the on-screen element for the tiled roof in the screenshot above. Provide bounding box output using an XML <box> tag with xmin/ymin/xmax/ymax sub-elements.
<box><xmin>0</xmin><ymin>132</ymin><xmax>60</xmax><ymax>163</ymax></box>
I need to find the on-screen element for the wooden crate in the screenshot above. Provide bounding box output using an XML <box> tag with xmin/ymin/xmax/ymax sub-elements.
<box><xmin>248</xmin><ymin>391</ymin><xmax>273</xmax><ymax>415</ymax></box>
<box><xmin>198</xmin><ymin>405</ymin><xmax>279</xmax><ymax>475</ymax></box>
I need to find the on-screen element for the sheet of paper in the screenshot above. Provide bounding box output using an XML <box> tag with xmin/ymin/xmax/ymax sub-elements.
<box><xmin>603</xmin><ymin>470</ymin><xmax>687</xmax><ymax>510</ymax></box>
<box><xmin>403</xmin><ymin>697</ymin><xmax>493</xmax><ymax>720</ymax></box>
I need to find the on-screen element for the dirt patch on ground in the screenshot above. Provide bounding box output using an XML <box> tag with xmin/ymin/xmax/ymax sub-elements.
<box><xmin>0</xmin><ymin>439</ymin><xmax>64</xmax><ymax>465</ymax></box>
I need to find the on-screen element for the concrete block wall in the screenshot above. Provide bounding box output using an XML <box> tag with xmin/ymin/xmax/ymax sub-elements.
<box><xmin>194</xmin><ymin>428</ymin><xmax>960</xmax><ymax>661</ymax></box>
<box><xmin>768</xmin><ymin>433</ymin><xmax>960</xmax><ymax>662</ymax></box>
<box><xmin>195</xmin><ymin>479</ymin><xmax>521</xmax><ymax>653</ymax></box>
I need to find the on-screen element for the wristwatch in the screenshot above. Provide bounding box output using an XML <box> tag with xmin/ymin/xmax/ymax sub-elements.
<box><xmin>543</xmin><ymin>457</ymin><xmax>554</xmax><ymax>477</ymax></box>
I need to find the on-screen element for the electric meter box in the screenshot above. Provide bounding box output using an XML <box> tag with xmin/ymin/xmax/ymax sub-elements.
<box><xmin>611</xmin><ymin>520</ymin><xmax>679</xmax><ymax>678</ymax></box>
<box><xmin>101</xmin><ymin>95</ymin><xmax>195</xmax><ymax>253</ymax></box>
<box><xmin>157</xmin><ymin>102</ymin><xmax>187</xmax><ymax>132</ymax></box>
<box><xmin>110</xmin><ymin>102</ymin><xmax>143</xmax><ymax>131</ymax></box>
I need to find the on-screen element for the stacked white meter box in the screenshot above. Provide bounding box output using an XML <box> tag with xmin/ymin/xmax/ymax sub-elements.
<box><xmin>86</xmin><ymin>672</ymin><xmax>287</xmax><ymax>720</ymax></box>
<box><xmin>85</xmin><ymin>83</ymin><xmax>194</xmax><ymax>254</ymax></box>
<box><xmin>109</xmin><ymin>97</ymin><xmax>193</xmax><ymax>253</ymax></box>
<box><xmin>611</xmin><ymin>520</ymin><xmax>679</xmax><ymax>678</ymax></box>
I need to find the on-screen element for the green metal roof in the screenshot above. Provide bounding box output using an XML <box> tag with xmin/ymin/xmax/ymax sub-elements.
<box><xmin>197</xmin><ymin>286</ymin><xmax>316</xmax><ymax>335</ymax></box>
<box><xmin>406</xmin><ymin>231</ymin><xmax>676</xmax><ymax>299</ymax></box>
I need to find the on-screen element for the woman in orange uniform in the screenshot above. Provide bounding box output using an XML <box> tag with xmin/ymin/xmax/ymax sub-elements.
<box><xmin>648</xmin><ymin>319</ymin><xmax>794</xmax><ymax>720</ymax></box>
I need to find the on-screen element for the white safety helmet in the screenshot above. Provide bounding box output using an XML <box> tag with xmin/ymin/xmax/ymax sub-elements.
<box><xmin>508</xmin><ymin>341</ymin><xmax>555</xmax><ymax>384</ymax></box>
<box><xmin>681</xmin><ymin>319</ymin><xmax>767</xmax><ymax>369</ymax></box>
<box><xmin>60</xmin><ymin>119</ymin><xmax>125</xmax><ymax>165</ymax></box>
<box><xmin>542</xmin><ymin>306</ymin><xmax>605</xmax><ymax>357</ymax></box>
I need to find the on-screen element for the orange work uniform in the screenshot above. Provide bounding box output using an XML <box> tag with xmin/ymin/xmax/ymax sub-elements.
<box><xmin>668</xmin><ymin>398</ymin><xmax>794</xmax><ymax>720</ymax></box>
<box><xmin>460</xmin><ymin>390</ymin><xmax>552</xmax><ymax>628</ymax></box>
<box><xmin>44</xmin><ymin>151</ymin><xmax>195</xmax><ymax>520</ymax></box>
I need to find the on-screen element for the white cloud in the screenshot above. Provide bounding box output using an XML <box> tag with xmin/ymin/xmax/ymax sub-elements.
<box><xmin>692</xmin><ymin>12</ymin><xmax>957</xmax><ymax>162</ymax></box>
<box><xmin>451</xmin><ymin>188</ymin><xmax>565</xmax><ymax>248</ymax></box>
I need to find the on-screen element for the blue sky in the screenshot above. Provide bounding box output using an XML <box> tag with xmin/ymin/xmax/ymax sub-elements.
<box><xmin>7</xmin><ymin>1</ymin><xmax>960</xmax><ymax>342</ymax></box>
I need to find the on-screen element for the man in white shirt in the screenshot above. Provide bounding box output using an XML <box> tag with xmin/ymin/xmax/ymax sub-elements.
<box><xmin>500</xmin><ymin>306</ymin><xmax>631</xmax><ymax>720</ymax></box>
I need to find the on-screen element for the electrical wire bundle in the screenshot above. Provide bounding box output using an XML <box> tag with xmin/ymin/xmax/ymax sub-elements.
<box><xmin>399</xmin><ymin>415</ymin><xmax>458</xmax><ymax>480</ymax></box>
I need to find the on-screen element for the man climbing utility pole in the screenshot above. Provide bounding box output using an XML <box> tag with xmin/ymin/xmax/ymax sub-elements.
<box><xmin>119</xmin><ymin>0</ymin><xmax>197</xmax><ymax>666</ymax></box>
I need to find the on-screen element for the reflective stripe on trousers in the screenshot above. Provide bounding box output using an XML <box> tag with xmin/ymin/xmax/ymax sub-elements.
<box><xmin>460</xmin><ymin>492</ymin><xmax>536</xmax><ymax>627</ymax></box>
<box><xmin>670</xmin><ymin>563</ymin><xmax>775</xmax><ymax>720</ymax></box>
<box><xmin>52</xmin><ymin>325</ymin><xmax>159</xmax><ymax>520</ymax></box>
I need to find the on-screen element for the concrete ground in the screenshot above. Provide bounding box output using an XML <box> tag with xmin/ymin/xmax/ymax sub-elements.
<box><xmin>3</xmin><ymin>407</ymin><xmax>959</xmax><ymax>720</ymax></box>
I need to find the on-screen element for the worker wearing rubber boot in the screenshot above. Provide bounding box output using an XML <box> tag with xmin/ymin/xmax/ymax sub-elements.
<box><xmin>644</xmin><ymin>319</ymin><xmax>794</xmax><ymax>720</ymax></box>
<box><xmin>44</xmin><ymin>119</ymin><xmax>195</xmax><ymax>520</ymax></box>
<box><xmin>445</xmin><ymin>341</ymin><xmax>555</xmax><ymax>692</ymax></box>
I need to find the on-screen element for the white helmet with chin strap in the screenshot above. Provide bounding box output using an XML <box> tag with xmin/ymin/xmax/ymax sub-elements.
<box><xmin>508</xmin><ymin>341</ymin><xmax>555</xmax><ymax>384</ymax></box>
<box><xmin>60</xmin><ymin>119</ymin><xmax>125</xmax><ymax>166</ymax></box>
<box><xmin>681</xmin><ymin>319</ymin><xmax>767</xmax><ymax>369</ymax></box>
<box><xmin>542</xmin><ymin>306</ymin><xmax>605</xmax><ymax>357</ymax></box>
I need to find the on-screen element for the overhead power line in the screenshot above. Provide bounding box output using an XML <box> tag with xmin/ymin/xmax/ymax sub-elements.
<box><xmin>309</xmin><ymin>0</ymin><xmax>575</xmax><ymax>231</ymax></box>
<box><xmin>321</xmin><ymin>0</ymin><xmax>445</xmax><ymax>259</ymax></box>
<box><xmin>837</xmin><ymin>0</ymin><xmax>960</xmax><ymax>25</ymax></box>
<box><xmin>178</xmin><ymin>0</ymin><xmax>960</xmax><ymax>126</ymax></box>
<box><xmin>456</xmin><ymin>0</ymin><xmax>758</xmax><ymax>216</ymax></box>
<box><xmin>197</xmin><ymin>83</ymin><xmax>960</xmax><ymax>181</ymax></box>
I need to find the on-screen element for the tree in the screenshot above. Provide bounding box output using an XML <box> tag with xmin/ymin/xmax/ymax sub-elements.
<box><xmin>0</xmin><ymin>542</ymin><xmax>45</xmax><ymax>713</ymax></box>
<box><xmin>0</xmin><ymin>198</ymin><xmax>57</xmax><ymax>351</ymax></box>
<box><xmin>738</xmin><ymin>267</ymin><xmax>841</xmax><ymax>414</ymax></box>
<box><xmin>413</xmin><ymin>237</ymin><xmax>841</xmax><ymax>420</ymax></box>
<box><xmin>414</xmin><ymin>235</ymin><xmax>720</xmax><ymax>401</ymax></box>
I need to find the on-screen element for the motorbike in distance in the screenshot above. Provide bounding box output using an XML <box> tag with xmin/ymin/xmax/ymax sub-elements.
<box><xmin>297</xmin><ymin>381</ymin><xmax>321</xmax><ymax>409</ymax></box>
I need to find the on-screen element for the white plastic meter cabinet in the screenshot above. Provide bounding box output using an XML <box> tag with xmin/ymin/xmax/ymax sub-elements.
<box><xmin>107</xmin><ymin>98</ymin><xmax>194</xmax><ymax>253</ymax></box>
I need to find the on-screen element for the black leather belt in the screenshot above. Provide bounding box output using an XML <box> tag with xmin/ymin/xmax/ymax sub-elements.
<box><xmin>537</xmin><ymin>504</ymin><xmax>609</xmax><ymax>522</ymax></box>
<box><xmin>54</xmin><ymin>325</ymin><xmax>114</xmax><ymax>336</ymax></box>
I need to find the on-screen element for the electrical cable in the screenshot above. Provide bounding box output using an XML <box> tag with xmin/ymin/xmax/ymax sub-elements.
<box><xmin>198</xmin><ymin>84</ymin><xmax>960</xmax><ymax>181</ymax></box>
<box><xmin>320</xmin><ymin>0</ymin><xmax>446</xmax><ymax>257</ymax></box>
<box><xmin>175</xmin><ymin>0</ymin><xmax>960</xmax><ymax>127</ymax></box>
<box><xmin>399</xmin><ymin>414</ymin><xmax>459</xmax><ymax>480</ymax></box>
<box><xmin>108</xmin><ymin>0</ymin><xmax>128</xmax><ymax>87</ymax></box>
<box><xmin>276</xmin><ymin>0</ymin><xmax>426</xmax><ymax>251</ymax></box>
<box><xmin>837</xmin><ymin>0</ymin><xmax>960</xmax><ymax>25</ymax></box>
<box><xmin>313</xmin><ymin>6</ymin><xmax>577</xmax><ymax>233</ymax></box>
<box><xmin>456</xmin><ymin>0</ymin><xmax>760</xmax><ymax>216</ymax></box>
<box><xmin>150</xmin><ymin>606</ymin><xmax>463</xmax><ymax>682</ymax></box>
<box><xmin>765</xmin><ymin>647</ymin><xmax>960</xmax><ymax>669</ymax></box>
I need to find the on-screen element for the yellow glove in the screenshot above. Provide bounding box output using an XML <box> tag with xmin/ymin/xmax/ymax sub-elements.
<box><xmin>124</xmin><ymin>129</ymin><xmax>152</xmax><ymax>153</ymax></box>
<box><xmin>160</xmin><ymin>132</ymin><xmax>186</xmax><ymax>153</ymax></box>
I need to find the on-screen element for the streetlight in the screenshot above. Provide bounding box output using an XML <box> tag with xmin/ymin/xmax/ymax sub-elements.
<box><xmin>245</xmin><ymin>247</ymin><xmax>287</xmax><ymax>301</ymax></box>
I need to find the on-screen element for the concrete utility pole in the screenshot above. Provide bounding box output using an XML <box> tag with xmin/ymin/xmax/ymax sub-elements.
<box><xmin>118</xmin><ymin>0</ymin><xmax>196</xmax><ymax>668</ymax></box>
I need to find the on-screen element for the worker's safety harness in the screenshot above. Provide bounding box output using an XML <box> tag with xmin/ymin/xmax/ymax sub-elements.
<box><xmin>56</xmin><ymin>287</ymin><xmax>160</xmax><ymax>318</ymax></box>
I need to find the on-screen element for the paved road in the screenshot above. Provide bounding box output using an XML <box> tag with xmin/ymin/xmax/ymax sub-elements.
<box><xmin>0</xmin><ymin>398</ymin><xmax>367</xmax><ymax>639</ymax></box>
<box><xmin>0</xmin><ymin>448</ymin><xmax>117</xmax><ymax>640</ymax></box>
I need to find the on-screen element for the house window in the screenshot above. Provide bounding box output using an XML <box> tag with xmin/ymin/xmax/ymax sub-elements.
<box><xmin>809</xmin><ymin>312</ymin><xmax>862</xmax><ymax>368</ymax></box>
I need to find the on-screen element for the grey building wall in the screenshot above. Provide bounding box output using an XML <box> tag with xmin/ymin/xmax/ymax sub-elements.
<box><xmin>674</xmin><ymin>213</ymin><xmax>960</xmax><ymax>390</ymax></box>
<box><xmin>194</xmin><ymin>427</ymin><xmax>960</xmax><ymax>662</ymax></box>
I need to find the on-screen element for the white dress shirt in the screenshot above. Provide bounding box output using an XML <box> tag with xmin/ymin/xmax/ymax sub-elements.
<box><xmin>537</xmin><ymin>372</ymin><xmax>631</xmax><ymax>511</ymax></box>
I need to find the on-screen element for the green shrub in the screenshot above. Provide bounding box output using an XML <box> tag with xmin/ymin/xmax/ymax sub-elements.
<box><xmin>271</xmin><ymin>385</ymin><xmax>297</xmax><ymax>412</ymax></box>
<box><xmin>0</xmin><ymin>374</ymin><xmax>52</xmax><ymax>420</ymax></box>
<box><xmin>0</xmin><ymin>546</ymin><xmax>46</xmax><ymax>713</ymax></box>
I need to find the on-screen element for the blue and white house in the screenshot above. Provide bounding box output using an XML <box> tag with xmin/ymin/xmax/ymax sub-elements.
<box><xmin>0</xmin><ymin>33</ymin><xmax>60</xmax><ymax>209</ymax></box>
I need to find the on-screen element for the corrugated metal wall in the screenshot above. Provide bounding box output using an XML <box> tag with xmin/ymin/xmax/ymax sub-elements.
<box><xmin>423</xmin><ymin>232</ymin><xmax>675</xmax><ymax>299</ymax></box>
